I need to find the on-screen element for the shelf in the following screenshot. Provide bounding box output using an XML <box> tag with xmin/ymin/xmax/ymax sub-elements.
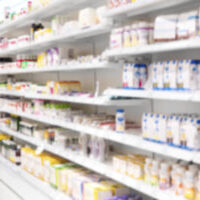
<box><xmin>106</xmin><ymin>39</ymin><xmax>200</xmax><ymax>58</ymax></box>
<box><xmin>0</xmin><ymin>0</ymin><xmax>99</xmax><ymax>36</ymax></box>
<box><xmin>0</xmin><ymin>61</ymin><xmax>118</xmax><ymax>75</ymax></box>
<box><xmin>104</xmin><ymin>88</ymin><xmax>200</xmax><ymax>102</ymax></box>
<box><xmin>0</xmin><ymin>23</ymin><xmax>111</xmax><ymax>56</ymax></box>
<box><xmin>0</xmin><ymin>91</ymin><xmax>143</xmax><ymax>106</ymax></box>
<box><xmin>0</xmin><ymin>127</ymin><xmax>186</xmax><ymax>200</ymax></box>
<box><xmin>0</xmin><ymin>113</ymin><xmax>197</xmax><ymax>163</ymax></box>
<box><xmin>0</xmin><ymin>156</ymin><xmax>71</xmax><ymax>200</ymax></box>
<box><xmin>105</xmin><ymin>0</ymin><xmax>198</xmax><ymax>19</ymax></box>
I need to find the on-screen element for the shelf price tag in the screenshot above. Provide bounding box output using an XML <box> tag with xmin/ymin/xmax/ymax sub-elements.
<box><xmin>35</xmin><ymin>144</ymin><xmax>45</xmax><ymax>155</ymax></box>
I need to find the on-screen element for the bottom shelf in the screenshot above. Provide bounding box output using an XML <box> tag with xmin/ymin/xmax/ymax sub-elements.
<box><xmin>0</xmin><ymin>156</ymin><xmax>71</xmax><ymax>200</ymax></box>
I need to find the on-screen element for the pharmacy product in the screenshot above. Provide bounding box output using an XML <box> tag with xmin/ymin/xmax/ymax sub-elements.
<box><xmin>116</xmin><ymin>109</ymin><xmax>125</xmax><ymax>133</ymax></box>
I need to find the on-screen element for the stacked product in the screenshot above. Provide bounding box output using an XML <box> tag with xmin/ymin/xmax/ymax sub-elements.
<box><xmin>0</xmin><ymin>6</ymin><xmax>108</xmax><ymax>52</ymax></box>
<box><xmin>142</xmin><ymin>112</ymin><xmax>200</xmax><ymax>151</ymax></box>
<box><xmin>113</xmin><ymin>153</ymin><xmax>200</xmax><ymax>200</ymax></box>
<box><xmin>122</xmin><ymin>63</ymin><xmax>147</xmax><ymax>89</ymax></box>
<box><xmin>0</xmin><ymin>50</ymin><xmax>108</xmax><ymax>71</ymax></box>
<box><xmin>110</xmin><ymin>9</ymin><xmax>200</xmax><ymax>50</ymax></box>
<box><xmin>0</xmin><ymin>134</ymin><xmax>142</xmax><ymax>200</ymax></box>
<box><xmin>0</xmin><ymin>99</ymin><xmax>139</xmax><ymax>133</ymax></box>
<box><xmin>122</xmin><ymin>59</ymin><xmax>200</xmax><ymax>91</ymax></box>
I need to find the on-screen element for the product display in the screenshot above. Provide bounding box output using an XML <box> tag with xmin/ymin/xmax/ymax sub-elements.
<box><xmin>0</xmin><ymin>134</ymin><xmax>142</xmax><ymax>200</ymax></box>
<box><xmin>113</xmin><ymin>153</ymin><xmax>200</xmax><ymax>199</ymax></box>
<box><xmin>0</xmin><ymin>50</ymin><xmax>108</xmax><ymax>72</ymax></box>
<box><xmin>0</xmin><ymin>0</ymin><xmax>200</xmax><ymax>200</ymax></box>
<box><xmin>142</xmin><ymin>112</ymin><xmax>200</xmax><ymax>151</ymax></box>
<box><xmin>122</xmin><ymin>59</ymin><xmax>200</xmax><ymax>91</ymax></box>
<box><xmin>109</xmin><ymin>9</ymin><xmax>200</xmax><ymax>50</ymax></box>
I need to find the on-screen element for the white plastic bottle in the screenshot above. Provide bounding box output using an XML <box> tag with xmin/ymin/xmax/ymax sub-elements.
<box><xmin>116</xmin><ymin>109</ymin><xmax>125</xmax><ymax>133</ymax></box>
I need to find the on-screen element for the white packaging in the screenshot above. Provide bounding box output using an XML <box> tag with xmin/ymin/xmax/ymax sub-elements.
<box><xmin>122</xmin><ymin>64</ymin><xmax>129</xmax><ymax>88</ymax></box>
<box><xmin>139</xmin><ymin>64</ymin><xmax>147</xmax><ymax>89</ymax></box>
<box><xmin>134</xmin><ymin>64</ymin><xmax>141</xmax><ymax>88</ymax></box>
<box><xmin>152</xmin><ymin>62</ymin><xmax>164</xmax><ymax>89</ymax></box>
<box><xmin>187</xmin><ymin>119</ymin><xmax>200</xmax><ymax>150</ymax></box>
<box><xmin>127</xmin><ymin>63</ymin><xmax>134</xmax><ymax>88</ymax></box>
<box><xmin>163</xmin><ymin>60</ymin><xmax>177</xmax><ymax>89</ymax></box>
<box><xmin>131</xmin><ymin>24</ymin><xmax>138</xmax><ymax>47</ymax></box>
<box><xmin>160</xmin><ymin>114</ymin><xmax>167</xmax><ymax>142</ymax></box>
<box><xmin>116</xmin><ymin>109</ymin><xmax>125</xmax><ymax>133</ymax></box>
<box><xmin>96</xmin><ymin>6</ymin><xmax>108</xmax><ymax>24</ymax></box>
<box><xmin>190</xmin><ymin>60</ymin><xmax>198</xmax><ymax>90</ymax></box>
<box><xmin>177</xmin><ymin>60</ymin><xmax>191</xmax><ymax>90</ymax></box>
<box><xmin>149</xmin><ymin>113</ymin><xmax>155</xmax><ymax>140</ymax></box>
<box><xmin>154</xmin><ymin>15</ymin><xmax>178</xmax><ymax>41</ymax></box>
<box><xmin>172</xmin><ymin>116</ymin><xmax>181</xmax><ymax>146</ymax></box>
<box><xmin>142</xmin><ymin>113</ymin><xmax>149</xmax><ymax>139</ymax></box>
<box><xmin>123</xmin><ymin>26</ymin><xmax>131</xmax><ymax>48</ymax></box>
<box><xmin>166</xmin><ymin>115</ymin><xmax>174</xmax><ymax>144</ymax></box>
<box><xmin>153</xmin><ymin>113</ymin><xmax>160</xmax><ymax>141</ymax></box>
<box><xmin>179</xmin><ymin>117</ymin><xmax>188</xmax><ymax>147</ymax></box>
<box><xmin>137</xmin><ymin>22</ymin><xmax>150</xmax><ymax>45</ymax></box>
<box><xmin>78</xmin><ymin>8</ymin><xmax>97</xmax><ymax>29</ymax></box>
<box><xmin>110</xmin><ymin>28</ymin><xmax>123</xmax><ymax>49</ymax></box>
<box><xmin>177</xmin><ymin>10</ymin><xmax>198</xmax><ymax>40</ymax></box>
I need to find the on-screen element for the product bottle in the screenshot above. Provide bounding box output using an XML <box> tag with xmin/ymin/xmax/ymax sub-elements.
<box><xmin>159</xmin><ymin>162</ymin><xmax>171</xmax><ymax>190</ymax></box>
<box><xmin>116</xmin><ymin>109</ymin><xmax>125</xmax><ymax>133</ymax></box>
<box><xmin>174</xmin><ymin>167</ymin><xmax>185</xmax><ymax>196</ymax></box>
<box><xmin>184</xmin><ymin>170</ymin><xmax>195</xmax><ymax>200</ymax></box>
<box><xmin>144</xmin><ymin>158</ymin><xmax>152</xmax><ymax>184</ymax></box>
<box><xmin>151</xmin><ymin>160</ymin><xmax>160</xmax><ymax>186</ymax></box>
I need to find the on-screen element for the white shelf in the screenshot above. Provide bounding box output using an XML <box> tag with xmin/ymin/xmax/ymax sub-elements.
<box><xmin>105</xmin><ymin>0</ymin><xmax>197</xmax><ymax>19</ymax></box>
<box><xmin>0</xmin><ymin>113</ymin><xmax>197</xmax><ymax>163</ymax></box>
<box><xmin>0</xmin><ymin>91</ymin><xmax>142</xmax><ymax>106</ymax></box>
<box><xmin>0</xmin><ymin>156</ymin><xmax>71</xmax><ymax>200</ymax></box>
<box><xmin>106</xmin><ymin>39</ymin><xmax>200</xmax><ymax>58</ymax></box>
<box><xmin>0</xmin><ymin>61</ymin><xmax>118</xmax><ymax>75</ymax></box>
<box><xmin>0</xmin><ymin>0</ymin><xmax>98</xmax><ymax>36</ymax></box>
<box><xmin>0</xmin><ymin>128</ymin><xmax>186</xmax><ymax>200</ymax></box>
<box><xmin>104</xmin><ymin>88</ymin><xmax>200</xmax><ymax>102</ymax></box>
<box><xmin>0</xmin><ymin>23</ymin><xmax>111</xmax><ymax>56</ymax></box>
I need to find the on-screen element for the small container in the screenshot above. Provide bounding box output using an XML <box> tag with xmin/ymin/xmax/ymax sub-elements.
<box><xmin>116</xmin><ymin>109</ymin><xmax>125</xmax><ymax>133</ymax></box>
<box><xmin>159</xmin><ymin>163</ymin><xmax>171</xmax><ymax>190</ymax></box>
<box><xmin>123</xmin><ymin>26</ymin><xmax>131</xmax><ymax>48</ymax></box>
<box><xmin>137</xmin><ymin>22</ymin><xmax>150</xmax><ymax>45</ymax></box>
<box><xmin>183</xmin><ymin>170</ymin><xmax>195</xmax><ymax>200</ymax></box>
<box><xmin>110</xmin><ymin>28</ymin><xmax>123</xmax><ymax>49</ymax></box>
<box><xmin>131</xmin><ymin>24</ymin><xmax>138</xmax><ymax>47</ymax></box>
<box><xmin>144</xmin><ymin>158</ymin><xmax>152</xmax><ymax>184</ymax></box>
<box><xmin>151</xmin><ymin>160</ymin><xmax>160</xmax><ymax>186</ymax></box>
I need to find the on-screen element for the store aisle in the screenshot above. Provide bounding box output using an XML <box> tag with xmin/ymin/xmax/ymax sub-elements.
<box><xmin>0</xmin><ymin>181</ymin><xmax>22</xmax><ymax>200</ymax></box>
<box><xmin>0</xmin><ymin>163</ymin><xmax>50</xmax><ymax>200</ymax></box>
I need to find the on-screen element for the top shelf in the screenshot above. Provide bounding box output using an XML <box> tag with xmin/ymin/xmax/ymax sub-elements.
<box><xmin>105</xmin><ymin>0</ymin><xmax>200</xmax><ymax>20</ymax></box>
<box><xmin>0</xmin><ymin>0</ymin><xmax>97</xmax><ymax>36</ymax></box>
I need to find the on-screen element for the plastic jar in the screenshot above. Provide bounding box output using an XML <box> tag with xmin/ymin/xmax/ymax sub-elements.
<box><xmin>116</xmin><ymin>109</ymin><xmax>125</xmax><ymax>133</ymax></box>
<box><xmin>131</xmin><ymin>23</ymin><xmax>138</xmax><ymax>47</ymax></box>
<box><xmin>137</xmin><ymin>22</ymin><xmax>150</xmax><ymax>45</ymax></box>
<box><xmin>123</xmin><ymin>26</ymin><xmax>131</xmax><ymax>48</ymax></box>
<box><xmin>110</xmin><ymin>28</ymin><xmax>123</xmax><ymax>49</ymax></box>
